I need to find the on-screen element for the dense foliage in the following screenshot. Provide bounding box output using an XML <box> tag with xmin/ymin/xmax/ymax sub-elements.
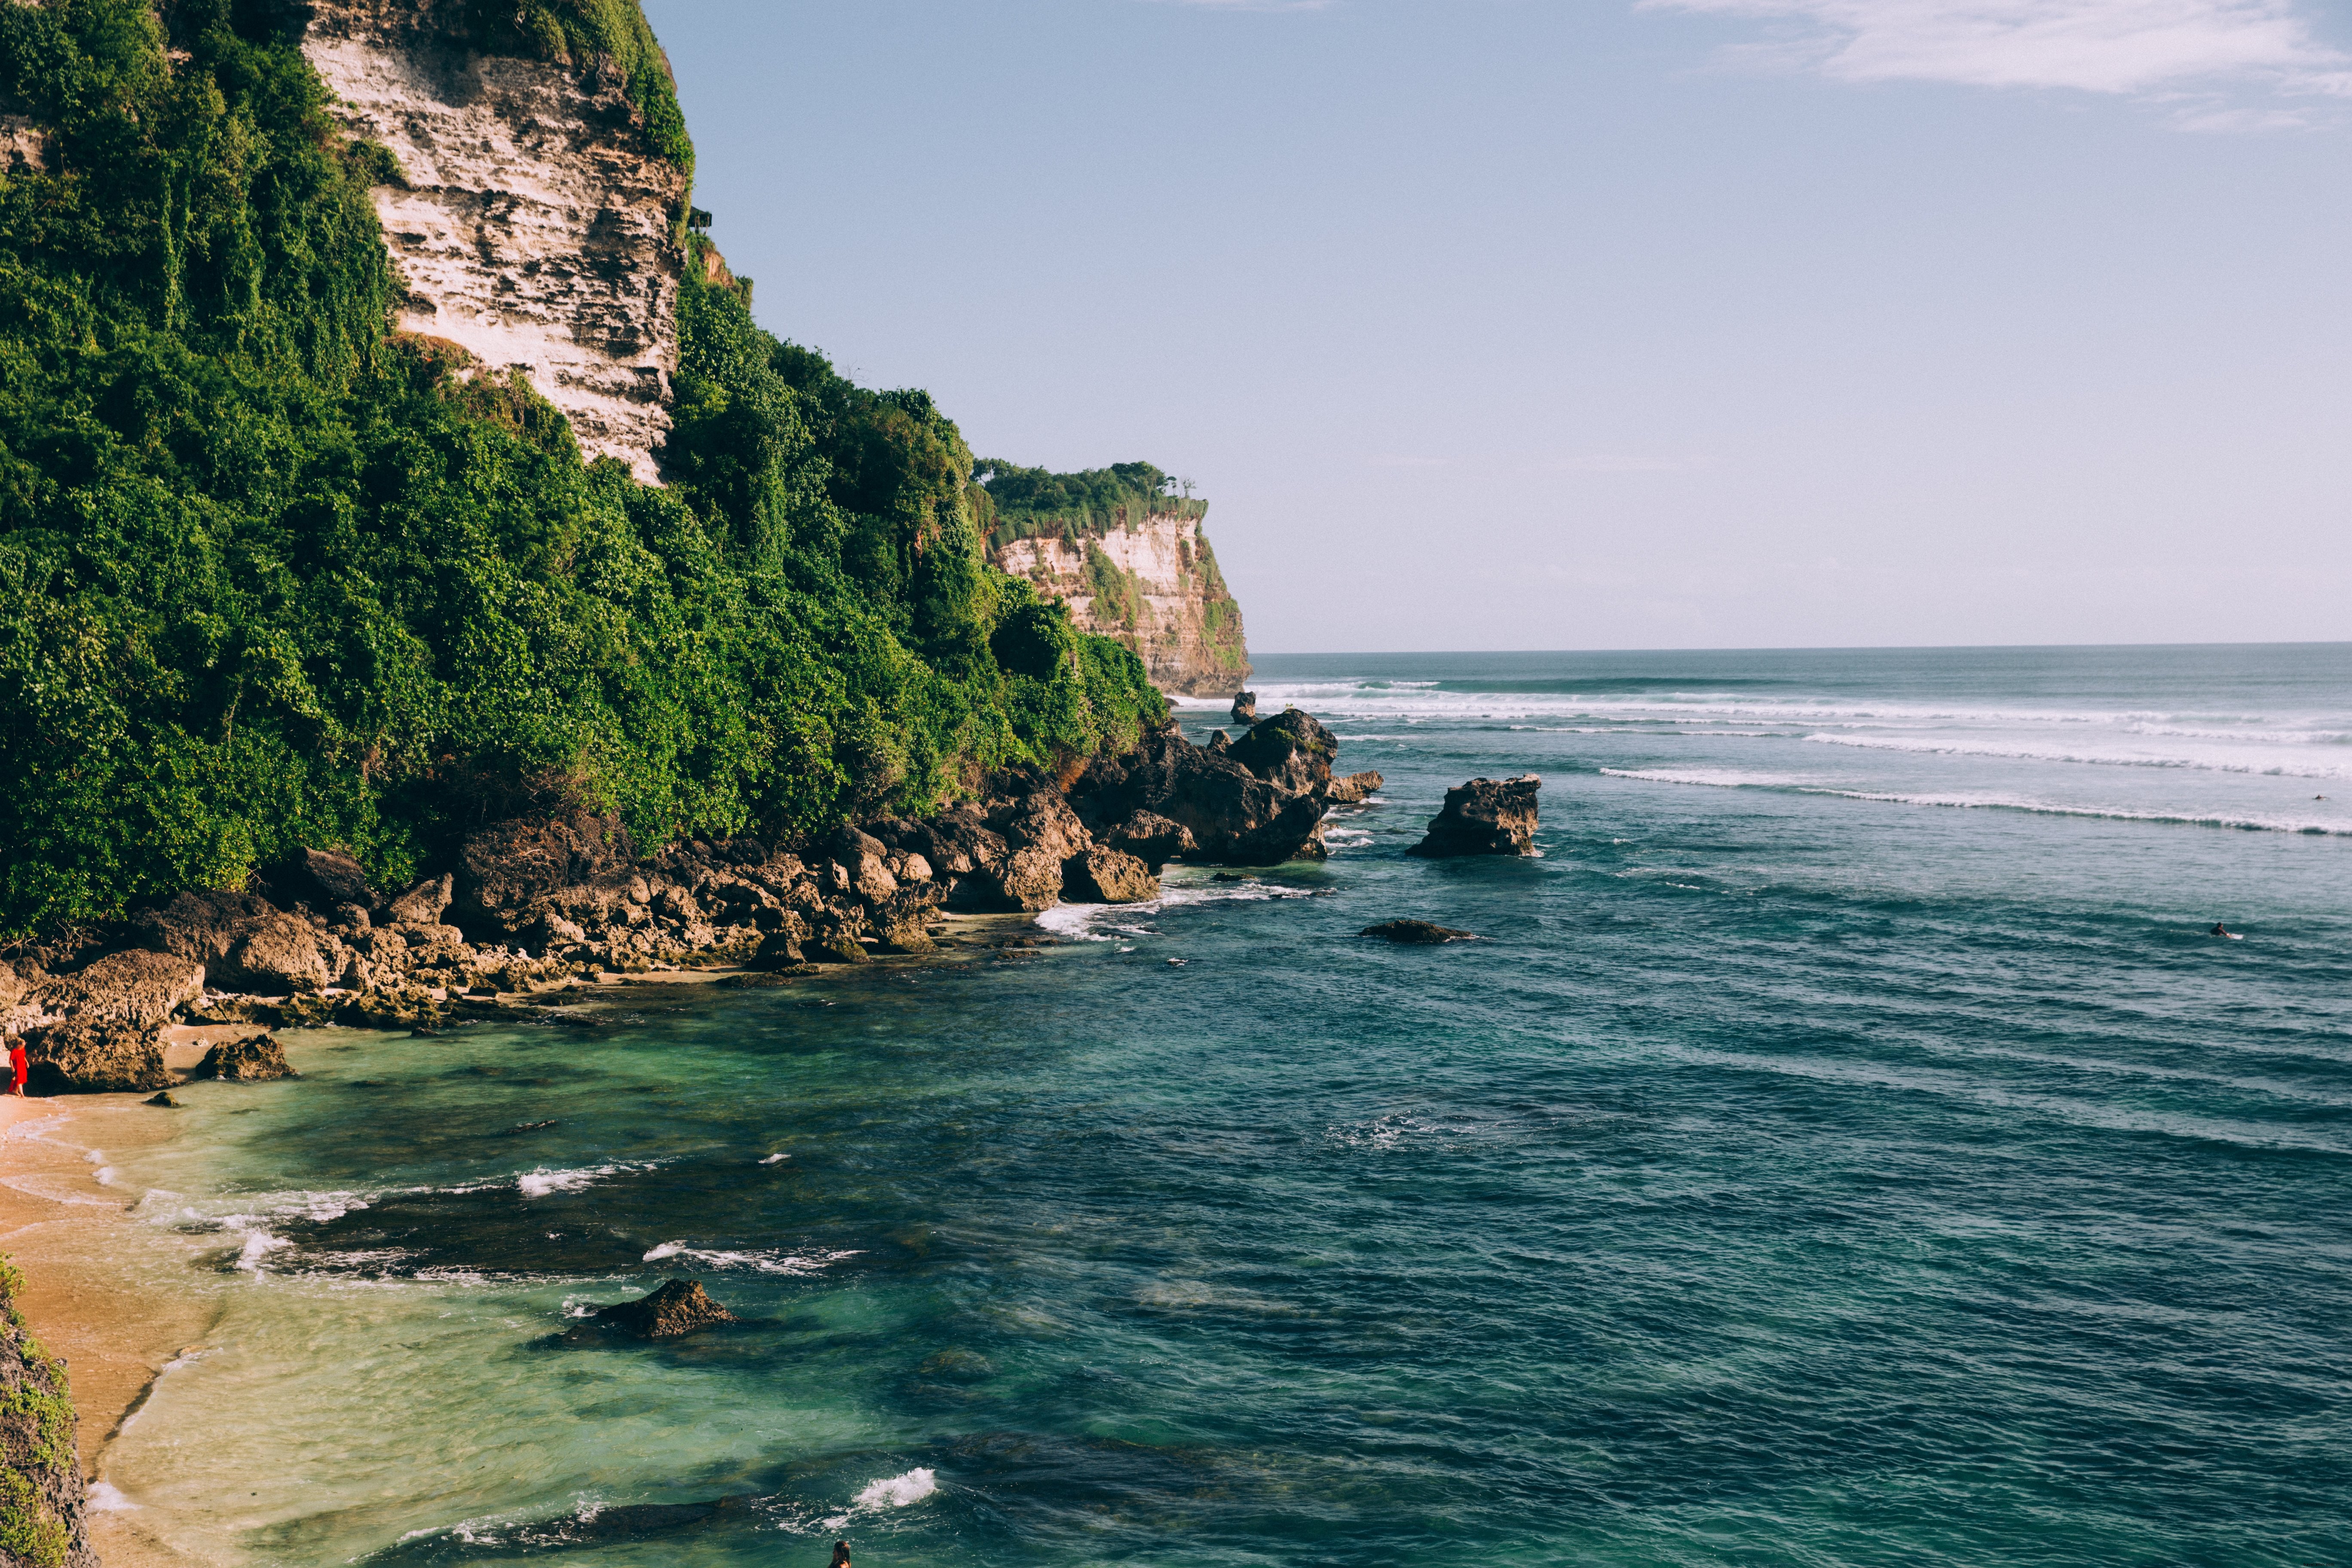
<box><xmin>974</xmin><ymin>457</ymin><xmax>1208</xmax><ymax>551</ymax></box>
<box><xmin>0</xmin><ymin>0</ymin><xmax>1163</xmax><ymax>939</ymax></box>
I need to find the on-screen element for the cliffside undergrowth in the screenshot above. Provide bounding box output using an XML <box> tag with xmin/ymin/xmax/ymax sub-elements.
<box><xmin>0</xmin><ymin>0</ymin><xmax>1162</xmax><ymax>941</ymax></box>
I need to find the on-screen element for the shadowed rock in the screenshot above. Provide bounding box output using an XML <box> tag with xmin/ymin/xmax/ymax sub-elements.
<box><xmin>1227</xmin><ymin>708</ymin><xmax>1337</xmax><ymax>797</ymax></box>
<box><xmin>1071</xmin><ymin>730</ymin><xmax>1327</xmax><ymax>866</ymax></box>
<box><xmin>593</xmin><ymin>1279</ymin><xmax>737</xmax><ymax>1338</ymax></box>
<box><xmin>256</xmin><ymin>848</ymin><xmax>378</xmax><ymax>914</ymax></box>
<box><xmin>1062</xmin><ymin>847</ymin><xmax>1158</xmax><ymax>904</ymax></box>
<box><xmin>1361</xmin><ymin>919</ymin><xmax>1479</xmax><ymax>944</ymax></box>
<box><xmin>457</xmin><ymin>808</ymin><xmax>636</xmax><ymax>934</ymax></box>
<box><xmin>1407</xmin><ymin>775</ymin><xmax>1541</xmax><ymax>858</ymax></box>
<box><xmin>22</xmin><ymin>1020</ymin><xmax>171</xmax><ymax>1094</ymax></box>
<box><xmin>28</xmin><ymin>951</ymin><xmax>205</xmax><ymax>1029</ymax></box>
<box><xmin>126</xmin><ymin>889</ymin><xmax>277</xmax><ymax>965</ymax></box>
<box><xmin>1098</xmin><ymin>811</ymin><xmax>1196</xmax><ymax>872</ymax></box>
<box><xmin>194</xmin><ymin>1033</ymin><xmax>296</xmax><ymax>1082</ymax></box>
<box><xmin>1230</xmin><ymin>690</ymin><xmax>1257</xmax><ymax>724</ymax></box>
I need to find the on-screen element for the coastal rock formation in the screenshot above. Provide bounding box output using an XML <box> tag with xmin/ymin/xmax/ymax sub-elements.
<box><xmin>128</xmin><ymin>889</ymin><xmax>279</xmax><ymax>965</ymax></box>
<box><xmin>1361</xmin><ymin>920</ymin><xmax>1479</xmax><ymax>944</ymax></box>
<box><xmin>1327</xmin><ymin>771</ymin><xmax>1384</xmax><ymax>805</ymax></box>
<box><xmin>1071</xmin><ymin>728</ymin><xmax>1328</xmax><ymax>866</ymax></box>
<box><xmin>27</xmin><ymin>952</ymin><xmax>204</xmax><ymax>1030</ymax></box>
<box><xmin>220</xmin><ymin>911</ymin><xmax>334</xmax><ymax>995</ymax></box>
<box><xmin>1062</xmin><ymin>847</ymin><xmax>1159</xmax><ymax>905</ymax></box>
<box><xmin>1098</xmin><ymin>812</ymin><xmax>1196</xmax><ymax>872</ymax></box>
<box><xmin>457</xmin><ymin>808</ymin><xmax>638</xmax><ymax>935</ymax></box>
<box><xmin>1227</xmin><ymin>709</ymin><xmax>1337</xmax><ymax>797</ymax></box>
<box><xmin>297</xmin><ymin>0</ymin><xmax>689</xmax><ymax>480</ymax></box>
<box><xmin>1230</xmin><ymin>691</ymin><xmax>1257</xmax><ymax>724</ymax></box>
<box><xmin>0</xmin><ymin>1260</ymin><xmax>98</xmax><ymax>1568</ymax></box>
<box><xmin>989</xmin><ymin>509</ymin><xmax>1249</xmax><ymax>695</ymax></box>
<box><xmin>22</xmin><ymin>1020</ymin><xmax>171</xmax><ymax>1096</ymax></box>
<box><xmin>594</xmin><ymin>1279</ymin><xmax>736</xmax><ymax>1338</ymax></box>
<box><xmin>255</xmin><ymin>848</ymin><xmax>380</xmax><ymax>915</ymax></box>
<box><xmin>1408</xmin><ymin>775</ymin><xmax>1542</xmax><ymax>858</ymax></box>
<box><xmin>195</xmin><ymin>1034</ymin><xmax>297</xmax><ymax>1083</ymax></box>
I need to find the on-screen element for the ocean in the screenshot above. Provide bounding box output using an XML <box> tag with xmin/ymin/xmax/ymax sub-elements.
<box><xmin>87</xmin><ymin>643</ymin><xmax>2352</xmax><ymax>1565</ymax></box>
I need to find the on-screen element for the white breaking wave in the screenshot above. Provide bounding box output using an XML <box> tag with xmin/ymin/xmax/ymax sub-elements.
<box><xmin>1803</xmin><ymin>730</ymin><xmax>2352</xmax><ymax>781</ymax></box>
<box><xmin>516</xmin><ymin>1167</ymin><xmax>619</xmax><ymax>1199</ymax></box>
<box><xmin>87</xmin><ymin>1482</ymin><xmax>138</xmax><ymax>1513</ymax></box>
<box><xmin>1599</xmin><ymin>768</ymin><xmax>2352</xmax><ymax>836</ymax></box>
<box><xmin>640</xmin><ymin>1241</ymin><xmax>860</xmax><ymax>1275</ymax></box>
<box><xmin>1036</xmin><ymin>879</ymin><xmax>1320</xmax><ymax>942</ymax></box>
<box><xmin>851</xmin><ymin>1468</ymin><xmax>937</xmax><ymax>1509</ymax></box>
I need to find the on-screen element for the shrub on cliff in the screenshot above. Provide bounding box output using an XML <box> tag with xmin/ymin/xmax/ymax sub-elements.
<box><xmin>0</xmin><ymin>1259</ymin><xmax>85</xmax><ymax>1567</ymax></box>
<box><xmin>0</xmin><ymin>0</ymin><xmax>1163</xmax><ymax>939</ymax></box>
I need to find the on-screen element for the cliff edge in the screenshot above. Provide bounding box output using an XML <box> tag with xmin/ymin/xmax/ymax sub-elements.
<box><xmin>980</xmin><ymin>462</ymin><xmax>1250</xmax><ymax>697</ymax></box>
<box><xmin>0</xmin><ymin>1259</ymin><xmax>94</xmax><ymax>1568</ymax></box>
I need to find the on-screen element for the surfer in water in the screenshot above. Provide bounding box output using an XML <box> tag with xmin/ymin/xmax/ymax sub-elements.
<box><xmin>2211</xmin><ymin>922</ymin><xmax>2236</xmax><ymax>939</ymax></box>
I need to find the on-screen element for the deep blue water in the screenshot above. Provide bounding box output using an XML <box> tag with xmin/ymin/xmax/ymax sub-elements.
<box><xmin>99</xmin><ymin>644</ymin><xmax>2352</xmax><ymax>1565</ymax></box>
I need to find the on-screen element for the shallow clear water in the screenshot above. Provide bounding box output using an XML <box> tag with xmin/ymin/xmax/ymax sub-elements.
<box><xmin>95</xmin><ymin>644</ymin><xmax>2352</xmax><ymax>1565</ymax></box>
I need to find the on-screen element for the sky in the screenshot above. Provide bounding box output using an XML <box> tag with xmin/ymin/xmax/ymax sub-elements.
<box><xmin>643</xmin><ymin>0</ymin><xmax>2352</xmax><ymax>652</ymax></box>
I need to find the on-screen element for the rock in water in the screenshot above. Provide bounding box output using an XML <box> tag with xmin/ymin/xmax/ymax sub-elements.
<box><xmin>1361</xmin><ymin>920</ymin><xmax>1479</xmax><ymax>944</ymax></box>
<box><xmin>1098</xmin><ymin>811</ymin><xmax>1197</xmax><ymax>871</ymax></box>
<box><xmin>1326</xmin><ymin>770</ymin><xmax>1385</xmax><ymax>805</ymax></box>
<box><xmin>21</xmin><ymin>1020</ymin><xmax>171</xmax><ymax>1095</ymax></box>
<box><xmin>1062</xmin><ymin>847</ymin><xmax>1160</xmax><ymax>904</ymax></box>
<box><xmin>1407</xmin><ymin>775</ymin><xmax>1542</xmax><ymax>858</ymax></box>
<box><xmin>594</xmin><ymin>1280</ymin><xmax>737</xmax><ymax>1338</ymax></box>
<box><xmin>1230</xmin><ymin>690</ymin><xmax>1258</xmax><ymax>724</ymax></box>
<box><xmin>1226</xmin><ymin>708</ymin><xmax>1337</xmax><ymax>797</ymax></box>
<box><xmin>1070</xmin><ymin>730</ymin><xmax>1329</xmax><ymax>866</ymax></box>
<box><xmin>194</xmin><ymin>1033</ymin><xmax>296</xmax><ymax>1082</ymax></box>
<box><xmin>0</xmin><ymin>1259</ymin><xmax>99</xmax><ymax>1566</ymax></box>
<box><xmin>146</xmin><ymin>1092</ymin><xmax>182</xmax><ymax>1108</ymax></box>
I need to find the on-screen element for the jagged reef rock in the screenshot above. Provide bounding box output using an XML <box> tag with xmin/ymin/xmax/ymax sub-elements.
<box><xmin>299</xmin><ymin>0</ymin><xmax>689</xmax><ymax>481</ymax></box>
<box><xmin>127</xmin><ymin>888</ymin><xmax>278</xmax><ymax>965</ymax></box>
<box><xmin>387</xmin><ymin>873</ymin><xmax>455</xmax><ymax>927</ymax></box>
<box><xmin>989</xmin><ymin>508</ymin><xmax>1250</xmax><ymax>695</ymax></box>
<box><xmin>1072</xmin><ymin>729</ymin><xmax>1326</xmax><ymax>866</ymax></box>
<box><xmin>1230</xmin><ymin>691</ymin><xmax>1257</xmax><ymax>724</ymax></box>
<box><xmin>28</xmin><ymin>952</ymin><xmax>204</xmax><ymax>1029</ymax></box>
<box><xmin>1098</xmin><ymin>811</ymin><xmax>1196</xmax><ymax>872</ymax></box>
<box><xmin>1062</xmin><ymin>847</ymin><xmax>1158</xmax><ymax>905</ymax></box>
<box><xmin>1361</xmin><ymin>920</ymin><xmax>1479</xmax><ymax>944</ymax></box>
<box><xmin>219</xmin><ymin>911</ymin><xmax>333</xmax><ymax>994</ymax></box>
<box><xmin>1327</xmin><ymin>771</ymin><xmax>1384</xmax><ymax>805</ymax></box>
<box><xmin>1408</xmin><ymin>775</ymin><xmax>1542</xmax><ymax>858</ymax></box>
<box><xmin>594</xmin><ymin>1280</ymin><xmax>736</xmax><ymax>1338</ymax></box>
<box><xmin>195</xmin><ymin>1034</ymin><xmax>297</xmax><ymax>1083</ymax></box>
<box><xmin>1228</xmin><ymin>708</ymin><xmax>1337</xmax><ymax>797</ymax></box>
<box><xmin>0</xmin><ymin>1259</ymin><xmax>99</xmax><ymax>1567</ymax></box>
<box><xmin>458</xmin><ymin>808</ymin><xmax>636</xmax><ymax>934</ymax></box>
<box><xmin>22</xmin><ymin>1020</ymin><xmax>170</xmax><ymax>1095</ymax></box>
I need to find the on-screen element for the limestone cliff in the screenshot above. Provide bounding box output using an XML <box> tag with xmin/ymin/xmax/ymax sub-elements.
<box><xmin>992</xmin><ymin>509</ymin><xmax>1250</xmax><ymax>697</ymax></box>
<box><xmin>298</xmin><ymin>0</ymin><xmax>688</xmax><ymax>481</ymax></box>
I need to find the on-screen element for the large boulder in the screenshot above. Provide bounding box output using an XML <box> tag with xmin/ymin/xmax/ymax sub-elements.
<box><xmin>956</xmin><ymin>843</ymin><xmax>1066</xmax><ymax>913</ymax></box>
<box><xmin>1230</xmin><ymin>690</ymin><xmax>1257</xmax><ymax>724</ymax></box>
<box><xmin>1407</xmin><ymin>775</ymin><xmax>1541</xmax><ymax>858</ymax></box>
<box><xmin>1062</xmin><ymin>848</ymin><xmax>1158</xmax><ymax>904</ymax></box>
<box><xmin>255</xmin><ymin>848</ymin><xmax>378</xmax><ymax>914</ymax></box>
<box><xmin>456</xmin><ymin>809</ymin><xmax>636</xmax><ymax>934</ymax></box>
<box><xmin>386</xmin><ymin>873</ymin><xmax>454</xmax><ymax>927</ymax></box>
<box><xmin>28</xmin><ymin>951</ymin><xmax>205</xmax><ymax>1029</ymax></box>
<box><xmin>218</xmin><ymin>912</ymin><xmax>332</xmax><ymax>994</ymax></box>
<box><xmin>194</xmin><ymin>1033</ymin><xmax>296</xmax><ymax>1082</ymax></box>
<box><xmin>592</xmin><ymin>1279</ymin><xmax>736</xmax><ymax>1338</ymax></box>
<box><xmin>126</xmin><ymin>888</ymin><xmax>276</xmax><ymax>965</ymax></box>
<box><xmin>1326</xmin><ymin>771</ymin><xmax>1384</xmax><ymax>805</ymax></box>
<box><xmin>1361</xmin><ymin>919</ymin><xmax>1478</xmax><ymax>944</ymax></box>
<box><xmin>21</xmin><ymin>1020</ymin><xmax>171</xmax><ymax>1094</ymax></box>
<box><xmin>1227</xmin><ymin>708</ymin><xmax>1337</xmax><ymax>797</ymax></box>
<box><xmin>1098</xmin><ymin>811</ymin><xmax>1197</xmax><ymax>872</ymax></box>
<box><xmin>992</xmin><ymin>790</ymin><xmax>1091</xmax><ymax>863</ymax></box>
<box><xmin>1072</xmin><ymin>730</ymin><xmax>1327</xmax><ymax>866</ymax></box>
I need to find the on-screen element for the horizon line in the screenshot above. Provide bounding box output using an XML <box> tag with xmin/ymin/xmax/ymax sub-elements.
<box><xmin>1245</xmin><ymin>638</ymin><xmax>2351</xmax><ymax>657</ymax></box>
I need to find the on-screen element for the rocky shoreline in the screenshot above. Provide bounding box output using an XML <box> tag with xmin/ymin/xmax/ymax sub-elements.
<box><xmin>0</xmin><ymin>710</ymin><xmax>1388</xmax><ymax>1097</ymax></box>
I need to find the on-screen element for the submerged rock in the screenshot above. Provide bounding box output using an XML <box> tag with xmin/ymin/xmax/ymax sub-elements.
<box><xmin>1407</xmin><ymin>775</ymin><xmax>1542</xmax><ymax>858</ymax></box>
<box><xmin>145</xmin><ymin>1091</ymin><xmax>182</xmax><ymax>1108</ymax></box>
<box><xmin>593</xmin><ymin>1279</ymin><xmax>737</xmax><ymax>1339</ymax></box>
<box><xmin>21</xmin><ymin>1020</ymin><xmax>171</xmax><ymax>1095</ymax></box>
<box><xmin>194</xmin><ymin>1033</ymin><xmax>297</xmax><ymax>1082</ymax></box>
<box><xmin>1360</xmin><ymin>919</ymin><xmax>1479</xmax><ymax>944</ymax></box>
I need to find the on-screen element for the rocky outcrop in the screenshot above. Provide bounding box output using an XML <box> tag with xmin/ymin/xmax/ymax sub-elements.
<box><xmin>1071</xmin><ymin>728</ymin><xmax>1328</xmax><ymax>866</ymax></box>
<box><xmin>298</xmin><ymin>0</ymin><xmax>689</xmax><ymax>481</ymax></box>
<box><xmin>1361</xmin><ymin>920</ymin><xmax>1479</xmax><ymax>944</ymax></box>
<box><xmin>219</xmin><ymin>911</ymin><xmax>334</xmax><ymax>994</ymax></box>
<box><xmin>1326</xmin><ymin>771</ymin><xmax>1384</xmax><ymax>805</ymax></box>
<box><xmin>22</xmin><ymin>1020</ymin><xmax>171</xmax><ymax>1096</ymax></box>
<box><xmin>0</xmin><ymin>1259</ymin><xmax>98</xmax><ymax>1568</ymax></box>
<box><xmin>593</xmin><ymin>1280</ymin><xmax>735</xmax><ymax>1338</ymax></box>
<box><xmin>194</xmin><ymin>1034</ymin><xmax>297</xmax><ymax>1083</ymax></box>
<box><xmin>254</xmin><ymin>848</ymin><xmax>379</xmax><ymax>915</ymax></box>
<box><xmin>989</xmin><ymin>509</ymin><xmax>1249</xmax><ymax>695</ymax></box>
<box><xmin>1408</xmin><ymin>775</ymin><xmax>1542</xmax><ymax>858</ymax></box>
<box><xmin>1098</xmin><ymin>812</ymin><xmax>1196</xmax><ymax>872</ymax></box>
<box><xmin>456</xmin><ymin>808</ymin><xmax>637</xmax><ymax>935</ymax></box>
<box><xmin>1227</xmin><ymin>709</ymin><xmax>1337</xmax><ymax>797</ymax></box>
<box><xmin>1230</xmin><ymin>691</ymin><xmax>1256</xmax><ymax>724</ymax></box>
<box><xmin>26</xmin><ymin>952</ymin><xmax>204</xmax><ymax>1030</ymax></box>
<box><xmin>1062</xmin><ymin>847</ymin><xmax>1158</xmax><ymax>905</ymax></box>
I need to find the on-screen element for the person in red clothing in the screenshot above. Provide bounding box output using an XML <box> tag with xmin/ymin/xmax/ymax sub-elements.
<box><xmin>6</xmin><ymin>1038</ymin><xmax>25</xmax><ymax>1096</ymax></box>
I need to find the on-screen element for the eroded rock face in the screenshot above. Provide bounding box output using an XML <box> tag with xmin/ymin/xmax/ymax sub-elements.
<box><xmin>1062</xmin><ymin>847</ymin><xmax>1158</xmax><ymax>905</ymax></box>
<box><xmin>28</xmin><ymin>952</ymin><xmax>205</xmax><ymax>1030</ymax></box>
<box><xmin>1408</xmin><ymin>775</ymin><xmax>1542</xmax><ymax>858</ymax></box>
<box><xmin>1230</xmin><ymin>691</ymin><xmax>1257</xmax><ymax>724</ymax></box>
<box><xmin>257</xmin><ymin>848</ymin><xmax>379</xmax><ymax>914</ymax></box>
<box><xmin>989</xmin><ymin>510</ymin><xmax>1250</xmax><ymax>696</ymax></box>
<box><xmin>1073</xmin><ymin>730</ymin><xmax>1327</xmax><ymax>866</ymax></box>
<box><xmin>1228</xmin><ymin>708</ymin><xmax>1336</xmax><ymax>798</ymax></box>
<box><xmin>458</xmin><ymin>808</ymin><xmax>637</xmax><ymax>934</ymax></box>
<box><xmin>221</xmin><ymin>912</ymin><xmax>333</xmax><ymax>994</ymax></box>
<box><xmin>127</xmin><ymin>889</ymin><xmax>276</xmax><ymax>965</ymax></box>
<box><xmin>1326</xmin><ymin>771</ymin><xmax>1384</xmax><ymax>805</ymax></box>
<box><xmin>1098</xmin><ymin>811</ymin><xmax>1196</xmax><ymax>872</ymax></box>
<box><xmin>23</xmin><ymin>1020</ymin><xmax>171</xmax><ymax>1095</ymax></box>
<box><xmin>300</xmin><ymin>0</ymin><xmax>688</xmax><ymax>481</ymax></box>
<box><xmin>387</xmin><ymin>873</ymin><xmax>455</xmax><ymax>927</ymax></box>
<box><xmin>592</xmin><ymin>1279</ymin><xmax>736</xmax><ymax>1339</ymax></box>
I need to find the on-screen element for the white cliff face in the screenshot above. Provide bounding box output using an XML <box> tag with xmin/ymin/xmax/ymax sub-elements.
<box><xmin>994</xmin><ymin>512</ymin><xmax>1251</xmax><ymax>696</ymax></box>
<box><xmin>300</xmin><ymin>0</ymin><xmax>686</xmax><ymax>481</ymax></box>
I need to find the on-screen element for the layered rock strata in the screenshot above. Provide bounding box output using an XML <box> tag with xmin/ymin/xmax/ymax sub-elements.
<box><xmin>991</xmin><ymin>511</ymin><xmax>1250</xmax><ymax>695</ymax></box>
<box><xmin>299</xmin><ymin>0</ymin><xmax>688</xmax><ymax>481</ymax></box>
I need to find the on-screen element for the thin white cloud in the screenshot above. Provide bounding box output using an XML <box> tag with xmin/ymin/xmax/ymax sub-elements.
<box><xmin>1644</xmin><ymin>0</ymin><xmax>2352</xmax><ymax>122</ymax></box>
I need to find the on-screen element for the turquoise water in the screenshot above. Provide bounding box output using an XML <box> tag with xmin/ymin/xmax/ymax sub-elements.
<box><xmin>96</xmin><ymin>645</ymin><xmax>2352</xmax><ymax>1565</ymax></box>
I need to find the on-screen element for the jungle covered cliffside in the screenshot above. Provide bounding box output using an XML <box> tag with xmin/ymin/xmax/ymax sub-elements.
<box><xmin>978</xmin><ymin>460</ymin><xmax>1250</xmax><ymax>697</ymax></box>
<box><xmin>0</xmin><ymin>0</ymin><xmax>1167</xmax><ymax>941</ymax></box>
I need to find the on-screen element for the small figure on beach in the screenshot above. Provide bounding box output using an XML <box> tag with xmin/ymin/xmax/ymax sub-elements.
<box><xmin>6</xmin><ymin>1038</ymin><xmax>23</xmax><ymax>1096</ymax></box>
<box><xmin>830</xmin><ymin>1543</ymin><xmax>853</xmax><ymax>1568</ymax></box>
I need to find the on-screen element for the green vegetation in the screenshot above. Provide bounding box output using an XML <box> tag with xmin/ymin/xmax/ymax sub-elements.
<box><xmin>466</xmin><ymin>0</ymin><xmax>692</xmax><ymax>191</ymax></box>
<box><xmin>0</xmin><ymin>1259</ymin><xmax>74</xmax><ymax>1568</ymax></box>
<box><xmin>0</xmin><ymin>0</ymin><xmax>1164</xmax><ymax>940</ymax></box>
<box><xmin>974</xmin><ymin>458</ymin><xmax>1207</xmax><ymax>553</ymax></box>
